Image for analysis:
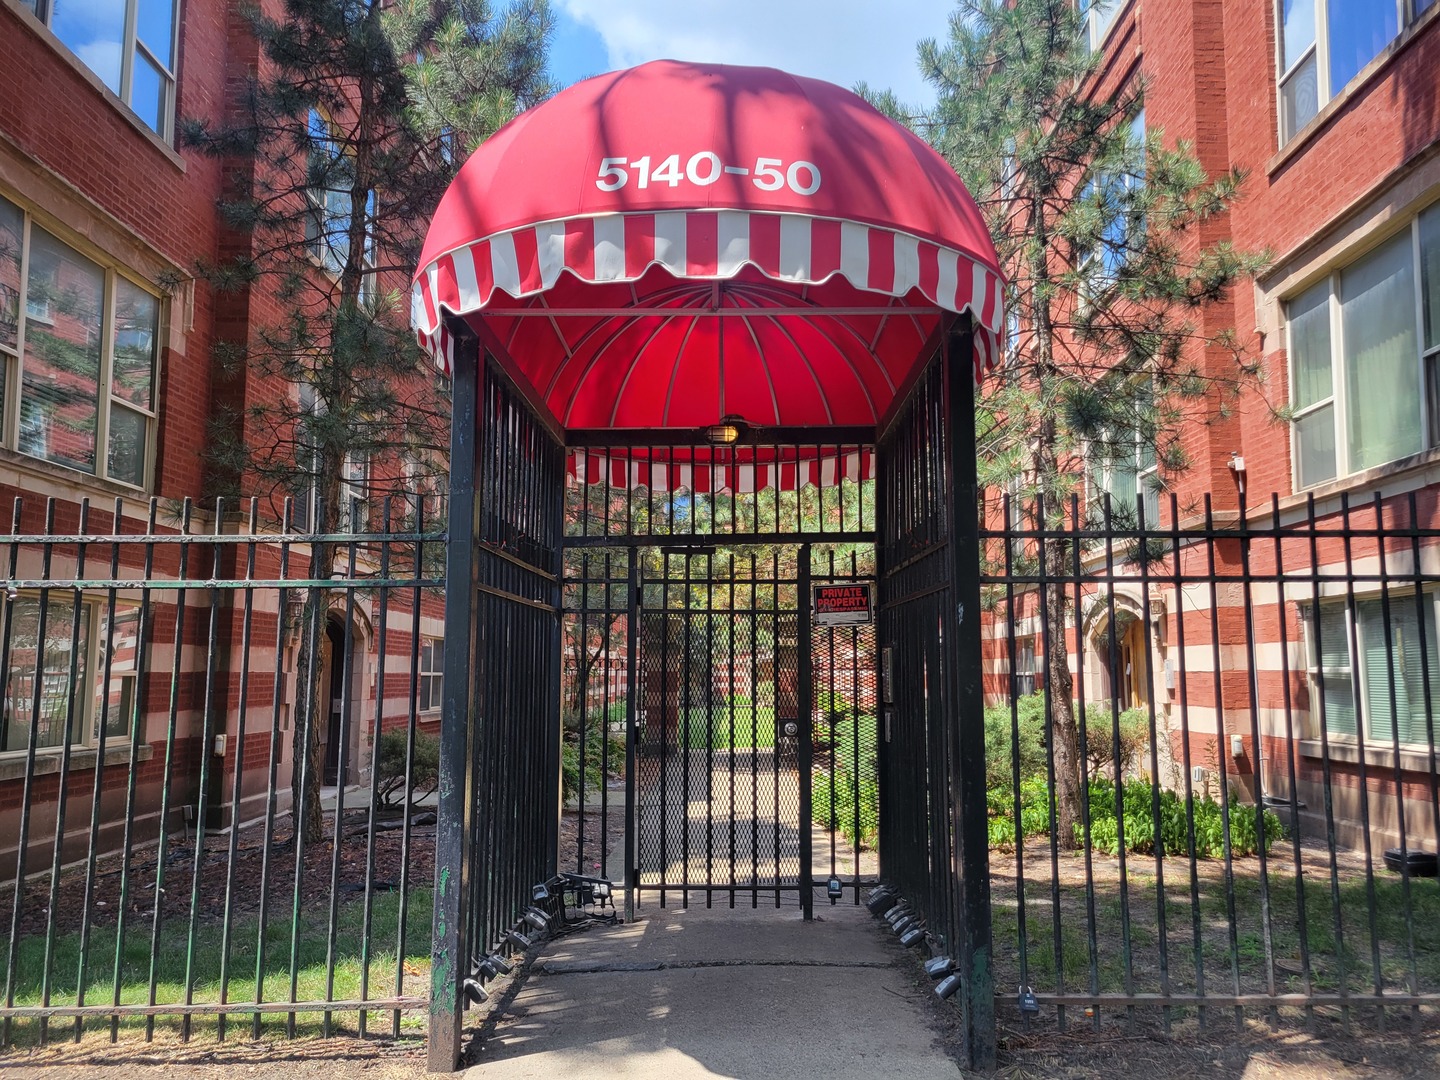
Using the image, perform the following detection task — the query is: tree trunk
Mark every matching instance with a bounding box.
[1043,541,1085,848]
[291,534,336,845]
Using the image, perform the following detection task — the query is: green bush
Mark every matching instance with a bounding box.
[984,769,1282,860]
[562,719,625,803]
[1072,778,1283,858]
[680,704,777,749]
[983,694,1048,792]
[813,767,880,851]
[375,729,440,809]
[1081,704,1150,779]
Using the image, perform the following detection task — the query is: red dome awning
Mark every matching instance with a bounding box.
[412,60,1003,475]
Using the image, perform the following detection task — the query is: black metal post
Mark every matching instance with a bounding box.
[798,543,814,920]
[944,318,995,1070]
[429,322,481,1073]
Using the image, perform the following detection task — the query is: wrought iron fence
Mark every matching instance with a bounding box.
[0,496,444,1047]
[981,489,1440,1035]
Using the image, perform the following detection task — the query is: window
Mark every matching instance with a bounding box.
[1277,1,1432,145]
[1,597,137,754]
[305,110,353,277]
[1013,636,1039,699]
[1080,0,1122,51]
[0,194,160,487]
[340,452,368,532]
[1306,593,1439,745]
[1078,109,1146,300]
[1286,207,1439,488]
[22,0,177,139]
[1087,377,1160,527]
[418,637,444,713]
[404,453,445,530]
[358,190,378,305]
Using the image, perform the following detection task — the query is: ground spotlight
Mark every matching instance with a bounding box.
[935,973,962,1000]
[477,954,513,979]
[462,977,489,1004]
[865,888,898,915]
[899,926,926,948]
[924,956,954,980]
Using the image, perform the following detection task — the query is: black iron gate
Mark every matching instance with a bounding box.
[562,541,879,917]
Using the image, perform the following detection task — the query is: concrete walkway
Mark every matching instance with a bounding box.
[463,898,960,1079]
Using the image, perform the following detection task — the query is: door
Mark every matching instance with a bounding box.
[633,548,810,909]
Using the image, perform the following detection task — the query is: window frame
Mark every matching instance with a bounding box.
[1284,209,1437,491]
[418,636,444,716]
[1274,0,1431,148]
[22,0,179,142]
[0,592,141,758]
[1303,590,1440,749]
[0,193,161,490]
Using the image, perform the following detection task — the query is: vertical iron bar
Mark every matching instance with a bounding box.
[799,542,814,921]
[429,328,480,1074]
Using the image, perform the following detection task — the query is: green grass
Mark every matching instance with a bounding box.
[989,852,1440,1003]
[0,887,432,1044]
[679,705,777,749]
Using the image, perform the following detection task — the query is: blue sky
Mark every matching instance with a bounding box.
[546,1,956,108]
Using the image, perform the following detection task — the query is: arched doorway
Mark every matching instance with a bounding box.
[320,614,359,787]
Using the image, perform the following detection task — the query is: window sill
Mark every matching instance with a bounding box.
[1299,738,1434,774]
[418,711,441,723]
[0,742,153,783]
[1268,5,1440,177]
[1282,444,1440,514]
[0,446,150,500]
[2,0,185,173]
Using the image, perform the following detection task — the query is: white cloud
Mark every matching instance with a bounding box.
[555,0,953,107]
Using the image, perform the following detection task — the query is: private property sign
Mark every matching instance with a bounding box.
[812,582,874,626]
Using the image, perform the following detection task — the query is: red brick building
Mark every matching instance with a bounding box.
[986,0,1440,851]
[0,0,445,872]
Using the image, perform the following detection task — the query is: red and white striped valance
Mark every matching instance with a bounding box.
[567,446,875,494]
[412,209,1004,381]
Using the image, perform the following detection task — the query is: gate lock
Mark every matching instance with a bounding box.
[782,721,799,737]
[1018,985,1041,1014]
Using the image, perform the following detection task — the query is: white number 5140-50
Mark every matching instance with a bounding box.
[596,153,821,196]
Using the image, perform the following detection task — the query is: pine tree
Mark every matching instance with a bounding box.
[182,0,552,842]
[917,0,1268,844]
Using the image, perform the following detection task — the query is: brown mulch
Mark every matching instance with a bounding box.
[6,809,436,940]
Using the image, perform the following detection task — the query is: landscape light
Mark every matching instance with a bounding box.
[462,978,489,1004]
[924,956,954,980]
[865,887,898,915]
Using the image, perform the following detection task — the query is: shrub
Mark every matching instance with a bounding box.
[375,729,440,809]
[1081,705,1150,780]
[983,694,1048,792]
[1073,778,1282,858]
[813,767,879,851]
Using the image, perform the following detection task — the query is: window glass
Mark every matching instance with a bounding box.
[112,277,156,410]
[49,0,126,95]
[1360,596,1439,745]
[1288,279,1332,409]
[1421,205,1440,354]
[23,226,104,473]
[1280,0,1317,71]
[1316,603,1356,737]
[107,404,147,486]
[135,0,174,65]
[130,51,167,134]
[0,196,20,356]
[2,597,90,753]
[94,606,140,740]
[1280,53,1320,143]
[1341,232,1421,472]
[1326,0,1398,94]
[1295,407,1337,488]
